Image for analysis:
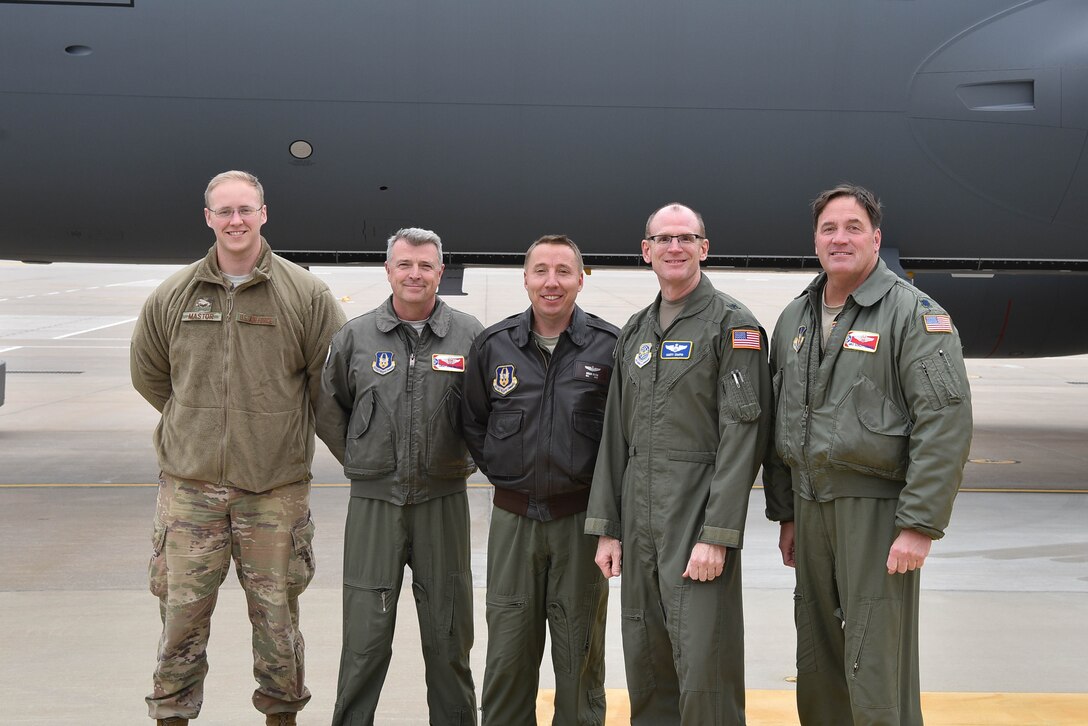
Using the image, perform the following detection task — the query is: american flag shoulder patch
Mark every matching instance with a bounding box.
[731,328,762,350]
[923,314,953,333]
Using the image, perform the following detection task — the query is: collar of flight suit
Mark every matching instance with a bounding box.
[802,258,899,310]
[374,294,454,337]
[650,272,717,333]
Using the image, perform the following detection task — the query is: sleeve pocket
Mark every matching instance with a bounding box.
[721,369,762,423]
[918,350,964,410]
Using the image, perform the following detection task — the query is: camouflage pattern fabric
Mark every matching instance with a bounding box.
[146,475,315,720]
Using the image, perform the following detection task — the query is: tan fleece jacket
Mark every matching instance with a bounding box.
[131,240,346,492]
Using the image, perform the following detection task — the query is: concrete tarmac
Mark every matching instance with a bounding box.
[1,260,1086,724]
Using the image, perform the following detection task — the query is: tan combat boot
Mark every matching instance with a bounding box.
[265,714,296,726]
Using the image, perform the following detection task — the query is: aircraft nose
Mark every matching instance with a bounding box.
[907,0,1088,227]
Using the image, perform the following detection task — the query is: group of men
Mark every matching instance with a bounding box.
[132,170,972,726]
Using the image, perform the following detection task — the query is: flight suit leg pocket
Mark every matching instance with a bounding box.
[793,587,818,674]
[343,582,396,656]
[486,591,530,666]
[442,571,473,657]
[672,580,721,692]
[847,597,900,709]
[547,600,573,676]
[620,608,656,693]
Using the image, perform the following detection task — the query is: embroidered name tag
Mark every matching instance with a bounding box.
[660,341,692,359]
[181,311,222,322]
[574,361,611,385]
[843,330,880,353]
[237,313,276,326]
[432,354,465,372]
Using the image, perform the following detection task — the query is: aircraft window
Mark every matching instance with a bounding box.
[290,140,313,160]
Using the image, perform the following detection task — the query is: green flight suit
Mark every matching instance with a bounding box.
[586,273,772,726]
[763,260,973,725]
[319,297,482,726]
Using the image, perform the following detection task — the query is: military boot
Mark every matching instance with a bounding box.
[156,719,188,726]
[265,714,296,726]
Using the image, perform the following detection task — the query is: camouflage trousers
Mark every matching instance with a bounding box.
[146,474,316,720]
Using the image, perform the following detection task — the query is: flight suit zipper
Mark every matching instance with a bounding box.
[405,339,417,504]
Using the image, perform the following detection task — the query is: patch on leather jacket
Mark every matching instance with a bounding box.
[573,361,611,385]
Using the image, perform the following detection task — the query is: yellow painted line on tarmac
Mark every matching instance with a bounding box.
[536,689,1088,725]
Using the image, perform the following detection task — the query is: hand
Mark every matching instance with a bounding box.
[682,542,726,581]
[595,536,622,578]
[886,529,933,574]
[779,521,796,568]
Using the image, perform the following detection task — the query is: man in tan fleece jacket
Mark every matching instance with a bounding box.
[131,170,346,726]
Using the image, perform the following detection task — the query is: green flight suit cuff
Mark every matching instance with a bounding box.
[584,517,622,540]
[699,525,742,548]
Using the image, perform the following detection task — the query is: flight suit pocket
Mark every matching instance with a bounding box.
[424,387,474,478]
[620,609,657,692]
[344,582,395,656]
[671,580,721,692]
[571,410,604,482]
[847,597,900,709]
[793,588,818,674]
[286,513,316,600]
[918,350,964,410]
[344,389,397,478]
[484,410,524,478]
[721,368,762,423]
[486,592,530,664]
[442,571,474,659]
[548,600,574,675]
[830,376,911,479]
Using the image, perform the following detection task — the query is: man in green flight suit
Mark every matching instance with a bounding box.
[318,227,482,726]
[763,184,973,725]
[585,203,772,725]
[463,235,619,725]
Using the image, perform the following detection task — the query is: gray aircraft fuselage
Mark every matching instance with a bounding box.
[1,0,1086,356]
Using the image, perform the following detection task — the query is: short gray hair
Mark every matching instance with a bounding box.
[204,170,264,207]
[386,227,443,262]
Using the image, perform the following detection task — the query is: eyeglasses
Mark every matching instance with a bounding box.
[209,205,264,219]
[647,234,705,246]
